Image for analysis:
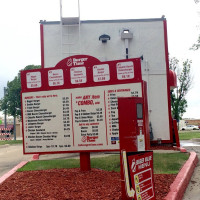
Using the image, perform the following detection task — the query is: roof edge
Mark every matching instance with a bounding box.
[39,17,166,25]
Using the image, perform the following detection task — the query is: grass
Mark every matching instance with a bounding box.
[179,131,200,140]
[18,153,189,174]
[153,153,189,174]
[18,155,120,172]
[0,140,23,146]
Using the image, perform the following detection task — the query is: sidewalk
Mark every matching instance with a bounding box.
[182,145,200,200]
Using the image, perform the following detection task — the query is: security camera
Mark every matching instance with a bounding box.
[99,34,111,43]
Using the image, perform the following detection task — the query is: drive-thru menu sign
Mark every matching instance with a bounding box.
[127,151,155,200]
[21,55,144,154]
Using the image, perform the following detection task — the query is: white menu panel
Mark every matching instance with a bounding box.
[22,83,142,153]
[48,69,64,86]
[93,64,110,82]
[26,72,41,88]
[70,67,87,84]
[117,61,134,80]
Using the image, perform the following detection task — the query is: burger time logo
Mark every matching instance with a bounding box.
[66,57,88,66]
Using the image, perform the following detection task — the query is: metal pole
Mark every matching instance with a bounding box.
[4,87,7,128]
[177,86,179,130]
[14,115,16,140]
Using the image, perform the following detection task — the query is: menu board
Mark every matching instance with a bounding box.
[22,83,142,153]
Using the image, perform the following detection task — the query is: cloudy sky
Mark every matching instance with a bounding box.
[0,0,200,118]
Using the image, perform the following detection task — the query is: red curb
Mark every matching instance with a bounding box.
[164,151,199,200]
[173,146,187,152]
[180,147,187,152]
[0,161,28,184]
[32,154,40,160]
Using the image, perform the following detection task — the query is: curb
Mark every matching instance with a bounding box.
[0,161,28,184]
[164,151,199,200]
[173,146,187,152]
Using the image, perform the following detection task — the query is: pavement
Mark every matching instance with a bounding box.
[182,145,200,200]
[0,144,32,177]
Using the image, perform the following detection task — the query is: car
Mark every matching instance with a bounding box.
[182,125,200,130]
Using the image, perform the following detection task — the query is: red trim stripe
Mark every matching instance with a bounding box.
[40,24,45,68]
[163,19,173,143]
[71,93,75,146]
[104,91,108,145]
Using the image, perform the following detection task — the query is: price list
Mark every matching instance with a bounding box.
[62,96,72,147]
[22,83,142,153]
[105,84,141,146]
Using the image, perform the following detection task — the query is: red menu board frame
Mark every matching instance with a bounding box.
[21,55,143,154]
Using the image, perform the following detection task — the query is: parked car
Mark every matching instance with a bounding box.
[182,125,200,130]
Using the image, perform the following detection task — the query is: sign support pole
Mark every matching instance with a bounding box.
[80,152,91,171]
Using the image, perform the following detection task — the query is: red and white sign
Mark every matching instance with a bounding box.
[21,55,143,154]
[26,72,41,88]
[70,66,87,84]
[93,64,110,82]
[128,151,155,200]
[48,69,64,86]
[117,61,134,80]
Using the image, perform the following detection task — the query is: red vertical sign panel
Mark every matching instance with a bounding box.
[127,151,155,200]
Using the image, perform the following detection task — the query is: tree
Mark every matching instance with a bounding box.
[190,35,200,50]
[0,65,41,117]
[170,57,193,121]
[0,65,41,139]
[191,0,200,50]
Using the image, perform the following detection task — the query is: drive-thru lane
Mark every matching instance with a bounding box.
[181,141,200,200]
[0,143,105,178]
[0,144,32,178]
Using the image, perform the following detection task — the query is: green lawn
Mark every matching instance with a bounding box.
[153,153,189,174]
[179,131,200,140]
[18,153,189,174]
[0,140,23,146]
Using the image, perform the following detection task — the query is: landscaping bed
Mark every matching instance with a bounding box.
[0,168,176,200]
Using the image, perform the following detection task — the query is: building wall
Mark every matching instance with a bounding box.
[41,18,171,142]
[16,123,22,137]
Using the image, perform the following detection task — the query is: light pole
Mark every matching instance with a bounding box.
[14,108,21,141]
[4,87,7,128]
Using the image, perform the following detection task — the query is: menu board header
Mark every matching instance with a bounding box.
[21,55,142,93]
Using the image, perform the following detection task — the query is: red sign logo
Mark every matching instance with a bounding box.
[67,58,73,67]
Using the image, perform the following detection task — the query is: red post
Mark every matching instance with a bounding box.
[173,119,180,147]
[80,152,91,171]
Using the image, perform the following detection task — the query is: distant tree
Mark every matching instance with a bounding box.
[170,57,193,121]
[191,0,200,50]
[0,65,41,140]
[0,65,41,119]
[190,35,200,50]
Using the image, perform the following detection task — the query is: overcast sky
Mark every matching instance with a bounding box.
[0,0,200,118]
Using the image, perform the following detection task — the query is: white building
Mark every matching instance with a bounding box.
[39,14,177,145]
